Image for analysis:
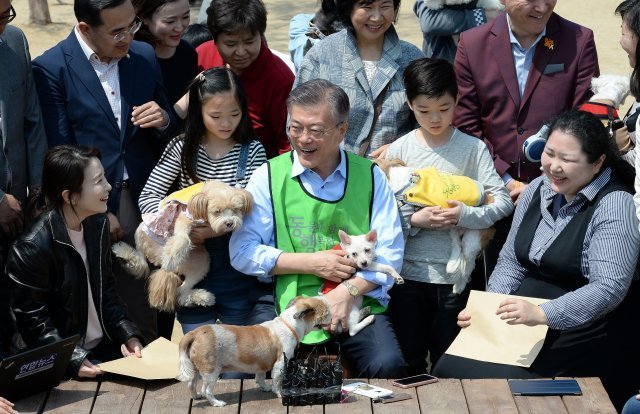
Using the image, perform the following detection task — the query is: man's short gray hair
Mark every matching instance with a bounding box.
[287,79,350,125]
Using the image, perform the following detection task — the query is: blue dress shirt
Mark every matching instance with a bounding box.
[229,150,405,307]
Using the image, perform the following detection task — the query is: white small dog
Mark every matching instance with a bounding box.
[112,180,253,311]
[376,159,494,294]
[177,296,331,407]
[321,230,404,337]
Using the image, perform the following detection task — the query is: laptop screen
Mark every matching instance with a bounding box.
[0,335,80,401]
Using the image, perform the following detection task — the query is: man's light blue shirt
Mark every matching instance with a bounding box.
[229,150,405,307]
[507,15,546,98]
[502,16,546,184]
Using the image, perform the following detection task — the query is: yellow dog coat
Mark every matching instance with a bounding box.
[403,167,484,208]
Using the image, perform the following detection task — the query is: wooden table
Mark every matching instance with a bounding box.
[13,377,616,413]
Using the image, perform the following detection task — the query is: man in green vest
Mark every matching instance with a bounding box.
[230,79,407,378]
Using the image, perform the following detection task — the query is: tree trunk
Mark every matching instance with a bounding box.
[28,0,52,25]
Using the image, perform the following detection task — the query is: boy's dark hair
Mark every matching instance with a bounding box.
[182,23,213,49]
[74,0,127,27]
[336,0,401,31]
[403,58,458,102]
[206,0,267,41]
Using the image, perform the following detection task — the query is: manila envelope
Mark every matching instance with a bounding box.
[445,290,549,367]
[98,337,179,380]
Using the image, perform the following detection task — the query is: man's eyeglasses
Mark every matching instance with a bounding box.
[287,123,342,140]
[112,17,142,42]
[0,5,16,24]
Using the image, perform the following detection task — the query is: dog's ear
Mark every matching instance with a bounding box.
[187,191,209,221]
[338,229,351,246]
[366,229,377,243]
[233,188,254,215]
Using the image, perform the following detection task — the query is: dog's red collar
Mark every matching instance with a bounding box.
[279,315,300,342]
[579,101,619,120]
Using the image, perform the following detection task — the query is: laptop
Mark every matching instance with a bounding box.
[0,334,80,401]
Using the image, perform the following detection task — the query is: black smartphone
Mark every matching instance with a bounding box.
[391,374,438,388]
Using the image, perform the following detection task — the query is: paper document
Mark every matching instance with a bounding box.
[98,337,179,380]
[445,290,549,367]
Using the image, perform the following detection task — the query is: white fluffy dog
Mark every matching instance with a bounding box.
[177,296,331,407]
[112,180,253,311]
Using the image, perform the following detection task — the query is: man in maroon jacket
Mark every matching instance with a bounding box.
[453,0,599,274]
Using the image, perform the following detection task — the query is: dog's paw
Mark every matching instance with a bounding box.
[190,289,216,307]
[393,274,405,284]
[211,400,227,407]
[111,241,134,259]
[111,242,150,278]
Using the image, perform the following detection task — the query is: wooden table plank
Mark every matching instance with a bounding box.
[11,391,49,414]
[190,379,242,413]
[462,379,518,414]
[140,380,191,414]
[42,379,99,413]
[370,379,419,414]
[417,378,469,414]
[562,377,616,414]
[90,377,145,414]
[238,379,285,413]
[325,379,370,414]
[514,395,568,414]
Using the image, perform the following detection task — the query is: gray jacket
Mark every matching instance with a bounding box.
[414,0,486,63]
[296,27,423,154]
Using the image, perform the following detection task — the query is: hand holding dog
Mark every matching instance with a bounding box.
[496,298,548,326]
[411,205,457,229]
[309,250,356,283]
[189,223,230,244]
[323,284,355,333]
[121,337,143,358]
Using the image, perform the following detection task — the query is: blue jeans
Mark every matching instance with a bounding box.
[623,396,640,414]
[177,235,258,327]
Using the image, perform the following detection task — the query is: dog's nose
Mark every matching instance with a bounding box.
[361,261,368,268]
[225,221,233,228]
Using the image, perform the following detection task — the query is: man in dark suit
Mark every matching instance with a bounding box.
[452,0,599,277]
[1,0,47,365]
[0,0,46,239]
[32,0,175,343]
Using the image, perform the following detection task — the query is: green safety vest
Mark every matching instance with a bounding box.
[270,151,386,344]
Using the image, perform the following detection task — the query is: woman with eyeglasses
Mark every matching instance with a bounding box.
[294,0,424,158]
[132,0,197,107]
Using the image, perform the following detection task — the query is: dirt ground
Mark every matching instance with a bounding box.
[11,1,631,76]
